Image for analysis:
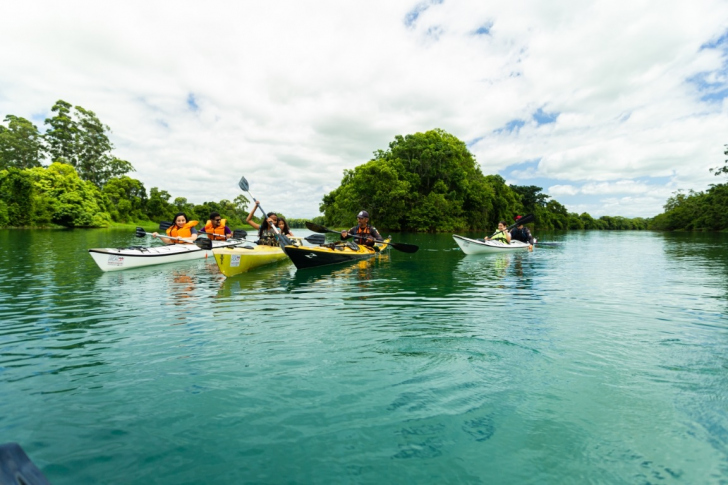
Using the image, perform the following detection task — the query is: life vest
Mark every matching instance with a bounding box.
[166,220,199,244]
[258,227,279,246]
[203,219,227,240]
[492,231,509,244]
[348,224,377,247]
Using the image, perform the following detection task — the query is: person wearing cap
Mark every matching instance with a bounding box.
[510,215,535,251]
[341,210,383,248]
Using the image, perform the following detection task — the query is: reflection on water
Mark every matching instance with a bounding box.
[1,229,728,484]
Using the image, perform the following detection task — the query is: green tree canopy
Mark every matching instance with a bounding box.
[44,100,134,187]
[320,129,519,232]
[0,115,45,170]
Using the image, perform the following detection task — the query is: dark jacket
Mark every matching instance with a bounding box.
[510,226,535,244]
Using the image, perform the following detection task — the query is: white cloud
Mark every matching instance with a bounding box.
[1,0,728,218]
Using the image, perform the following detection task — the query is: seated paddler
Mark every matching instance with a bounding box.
[341,210,383,247]
[152,212,199,244]
[200,211,232,240]
[510,215,535,251]
[485,221,511,244]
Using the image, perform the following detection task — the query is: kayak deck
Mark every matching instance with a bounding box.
[212,237,306,277]
[283,239,390,270]
[452,234,530,255]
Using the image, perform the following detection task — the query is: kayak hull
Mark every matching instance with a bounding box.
[88,239,242,272]
[453,235,530,255]
[212,245,289,277]
[284,240,390,270]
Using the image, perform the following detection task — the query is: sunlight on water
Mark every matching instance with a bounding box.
[1,229,728,483]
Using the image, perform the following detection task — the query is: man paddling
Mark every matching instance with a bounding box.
[510,215,535,251]
[200,211,232,240]
[341,210,383,248]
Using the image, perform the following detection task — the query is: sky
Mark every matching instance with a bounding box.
[2,0,728,219]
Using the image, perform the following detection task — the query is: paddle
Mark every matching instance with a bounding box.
[305,222,419,253]
[238,176,292,248]
[135,227,212,249]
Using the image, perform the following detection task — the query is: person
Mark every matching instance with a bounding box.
[277,217,294,237]
[485,221,511,244]
[341,210,383,248]
[200,211,232,241]
[510,215,535,251]
[246,201,280,246]
[152,212,199,244]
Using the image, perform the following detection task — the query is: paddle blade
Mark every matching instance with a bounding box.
[195,238,213,250]
[135,227,147,238]
[232,229,248,239]
[305,234,326,245]
[305,221,337,234]
[238,176,249,192]
[159,221,173,231]
[390,242,419,253]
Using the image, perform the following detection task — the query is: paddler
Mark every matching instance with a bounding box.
[246,201,279,246]
[484,221,511,244]
[152,212,199,244]
[341,210,383,248]
[200,211,232,240]
[510,215,535,251]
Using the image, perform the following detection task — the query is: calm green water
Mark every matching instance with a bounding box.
[1,228,728,484]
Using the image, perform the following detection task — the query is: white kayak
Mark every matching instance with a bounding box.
[453,234,530,254]
[89,239,244,272]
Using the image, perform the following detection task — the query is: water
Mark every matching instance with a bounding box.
[1,229,727,484]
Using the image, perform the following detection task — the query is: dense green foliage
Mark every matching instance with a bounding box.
[320,129,649,232]
[649,144,728,231]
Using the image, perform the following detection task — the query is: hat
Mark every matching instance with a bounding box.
[357,210,369,218]
[514,215,523,221]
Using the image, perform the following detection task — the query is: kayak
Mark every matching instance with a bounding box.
[453,234,530,254]
[212,237,304,277]
[283,239,390,270]
[88,239,243,272]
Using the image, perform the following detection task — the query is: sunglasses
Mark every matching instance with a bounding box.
[213,219,222,222]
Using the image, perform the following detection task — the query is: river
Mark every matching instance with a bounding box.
[1,228,727,484]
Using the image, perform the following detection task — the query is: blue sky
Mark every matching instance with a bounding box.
[1,1,727,218]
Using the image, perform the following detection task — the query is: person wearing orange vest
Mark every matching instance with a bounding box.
[341,210,383,247]
[200,211,232,241]
[152,212,199,244]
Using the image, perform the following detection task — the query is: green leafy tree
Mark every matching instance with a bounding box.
[26,162,111,227]
[44,100,134,187]
[321,129,511,232]
[0,168,35,226]
[0,115,45,170]
[146,187,174,222]
[103,176,148,222]
[510,185,550,215]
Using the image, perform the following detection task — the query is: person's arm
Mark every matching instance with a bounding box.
[225,226,232,239]
[370,227,384,243]
[246,202,261,230]
[151,231,175,245]
[505,231,511,244]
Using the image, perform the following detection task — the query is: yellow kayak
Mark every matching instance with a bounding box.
[213,239,301,277]
[283,239,390,270]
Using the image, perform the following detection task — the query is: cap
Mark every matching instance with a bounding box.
[357,211,369,218]
[514,215,523,221]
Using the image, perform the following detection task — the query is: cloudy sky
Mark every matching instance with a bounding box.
[2,1,727,218]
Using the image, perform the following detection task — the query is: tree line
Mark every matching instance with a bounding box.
[0,100,256,228]
[319,129,651,232]
[2,102,721,232]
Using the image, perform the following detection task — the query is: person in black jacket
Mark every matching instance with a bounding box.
[510,215,535,251]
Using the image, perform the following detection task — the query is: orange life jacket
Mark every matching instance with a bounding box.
[203,219,227,240]
[166,220,199,244]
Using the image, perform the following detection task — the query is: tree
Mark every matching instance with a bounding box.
[709,144,728,178]
[0,115,45,169]
[44,100,134,187]
[103,176,148,222]
[510,185,550,214]
[320,129,511,232]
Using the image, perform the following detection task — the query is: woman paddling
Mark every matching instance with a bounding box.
[152,212,199,244]
[485,221,511,244]
[246,201,280,246]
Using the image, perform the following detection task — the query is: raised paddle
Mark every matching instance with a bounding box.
[238,176,292,248]
[305,222,419,253]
